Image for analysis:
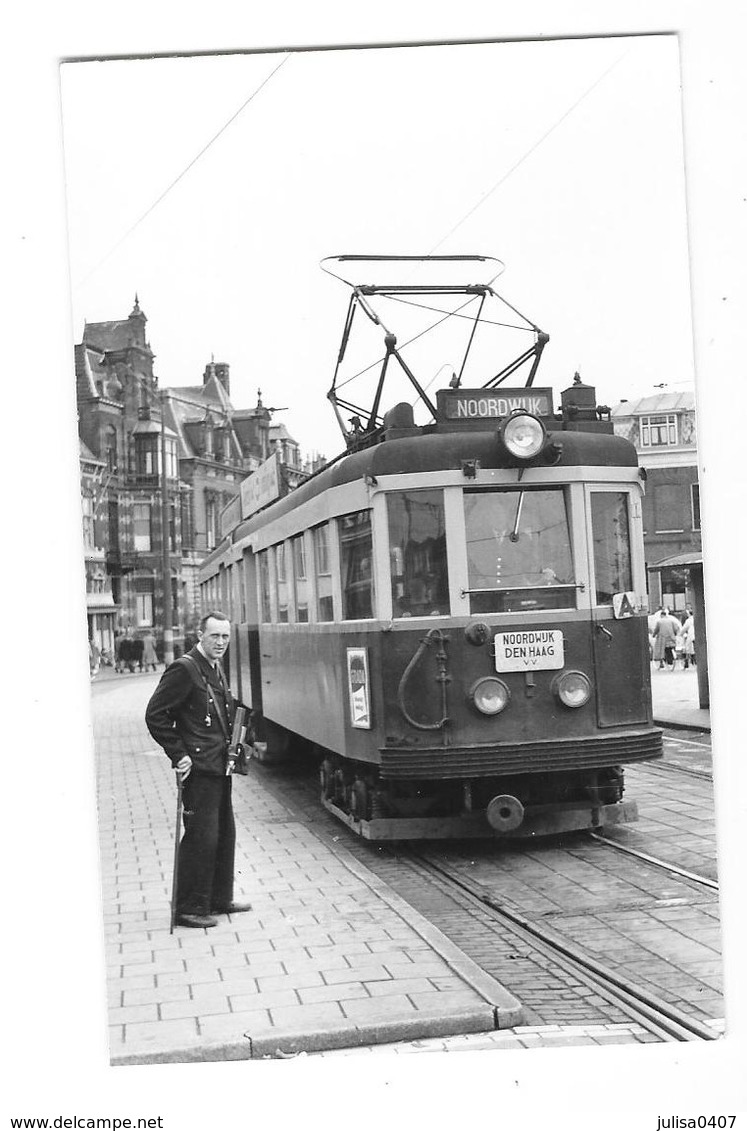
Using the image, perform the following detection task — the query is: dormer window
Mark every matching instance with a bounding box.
[640,414,678,447]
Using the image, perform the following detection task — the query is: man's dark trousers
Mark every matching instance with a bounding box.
[178,771,235,915]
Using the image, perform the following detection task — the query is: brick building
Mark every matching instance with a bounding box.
[79,439,118,659]
[75,298,311,651]
[611,391,701,612]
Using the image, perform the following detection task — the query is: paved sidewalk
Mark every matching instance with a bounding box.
[96,676,521,1065]
[650,664,710,731]
[93,661,709,1063]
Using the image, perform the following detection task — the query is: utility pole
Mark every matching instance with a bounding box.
[159,392,174,665]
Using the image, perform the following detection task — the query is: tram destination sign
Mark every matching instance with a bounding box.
[494,629,564,672]
[437,387,554,422]
[240,450,282,520]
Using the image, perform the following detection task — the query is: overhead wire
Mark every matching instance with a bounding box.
[77,53,291,287]
[427,46,631,255]
[336,46,632,415]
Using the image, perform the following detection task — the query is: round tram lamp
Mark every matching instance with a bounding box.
[499,411,546,460]
[552,670,592,708]
[468,676,511,716]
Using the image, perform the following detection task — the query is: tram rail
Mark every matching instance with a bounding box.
[402,850,720,1043]
[587,831,719,890]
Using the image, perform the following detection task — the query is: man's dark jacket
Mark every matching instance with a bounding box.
[145,647,237,776]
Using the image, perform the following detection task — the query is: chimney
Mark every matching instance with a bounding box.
[214,362,230,396]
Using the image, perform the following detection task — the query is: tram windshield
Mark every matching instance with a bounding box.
[464,487,576,613]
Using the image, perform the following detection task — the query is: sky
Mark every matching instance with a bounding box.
[60,35,694,462]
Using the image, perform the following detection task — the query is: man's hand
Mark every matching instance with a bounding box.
[176,755,192,780]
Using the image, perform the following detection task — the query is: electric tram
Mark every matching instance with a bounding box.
[200,256,662,840]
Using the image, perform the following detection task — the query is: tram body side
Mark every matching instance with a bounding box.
[201,426,662,839]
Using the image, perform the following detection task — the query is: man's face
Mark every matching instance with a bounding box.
[199,617,231,662]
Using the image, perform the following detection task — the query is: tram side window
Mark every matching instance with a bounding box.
[590,492,633,604]
[292,535,309,622]
[257,550,271,623]
[275,543,289,622]
[387,490,450,617]
[313,523,334,622]
[464,488,576,614]
[340,510,374,620]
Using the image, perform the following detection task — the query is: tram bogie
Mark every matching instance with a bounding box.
[199,255,662,841]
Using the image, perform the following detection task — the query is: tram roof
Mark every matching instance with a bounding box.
[228,425,637,546]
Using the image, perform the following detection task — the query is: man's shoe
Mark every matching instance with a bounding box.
[176,913,218,928]
[213,901,252,914]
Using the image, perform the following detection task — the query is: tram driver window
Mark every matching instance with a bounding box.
[340,510,374,620]
[464,487,575,614]
[590,492,633,604]
[387,490,450,617]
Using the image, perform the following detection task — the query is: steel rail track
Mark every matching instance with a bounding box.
[587,831,719,890]
[641,759,713,782]
[404,850,719,1043]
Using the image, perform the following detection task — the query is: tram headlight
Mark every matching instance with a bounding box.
[552,670,592,708]
[499,412,546,460]
[468,676,511,716]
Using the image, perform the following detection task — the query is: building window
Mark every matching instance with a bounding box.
[205,495,218,551]
[134,577,154,626]
[313,524,334,622]
[654,484,684,533]
[105,426,118,472]
[133,503,152,551]
[108,498,120,552]
[388,489,450,617]
[135,435,157,477]
[340,511,374,620]
[180,495,193,549]
[165,438,178,479]
[691,483,701,531]
[81,492,94,549]
[640,414,678,447]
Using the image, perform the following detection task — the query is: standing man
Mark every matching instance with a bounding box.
[145,610,252,928]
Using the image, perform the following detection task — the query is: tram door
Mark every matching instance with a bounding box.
[587,489,650,727]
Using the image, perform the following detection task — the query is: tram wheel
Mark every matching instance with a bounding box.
[350,778,370,820]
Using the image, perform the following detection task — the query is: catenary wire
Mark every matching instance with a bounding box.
[77,54,291,287]
[428,48,630,255]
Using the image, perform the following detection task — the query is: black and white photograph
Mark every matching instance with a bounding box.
[6,6,747,1129]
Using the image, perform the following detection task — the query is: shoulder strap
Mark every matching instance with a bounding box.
[175,654,206,691]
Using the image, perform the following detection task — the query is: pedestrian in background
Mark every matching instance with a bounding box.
[141,630,158,671]
[681,609,696,669]
[145,610,252,929]
[132,634,145,672]
[653,607,681,670]
[647,606,663,661]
